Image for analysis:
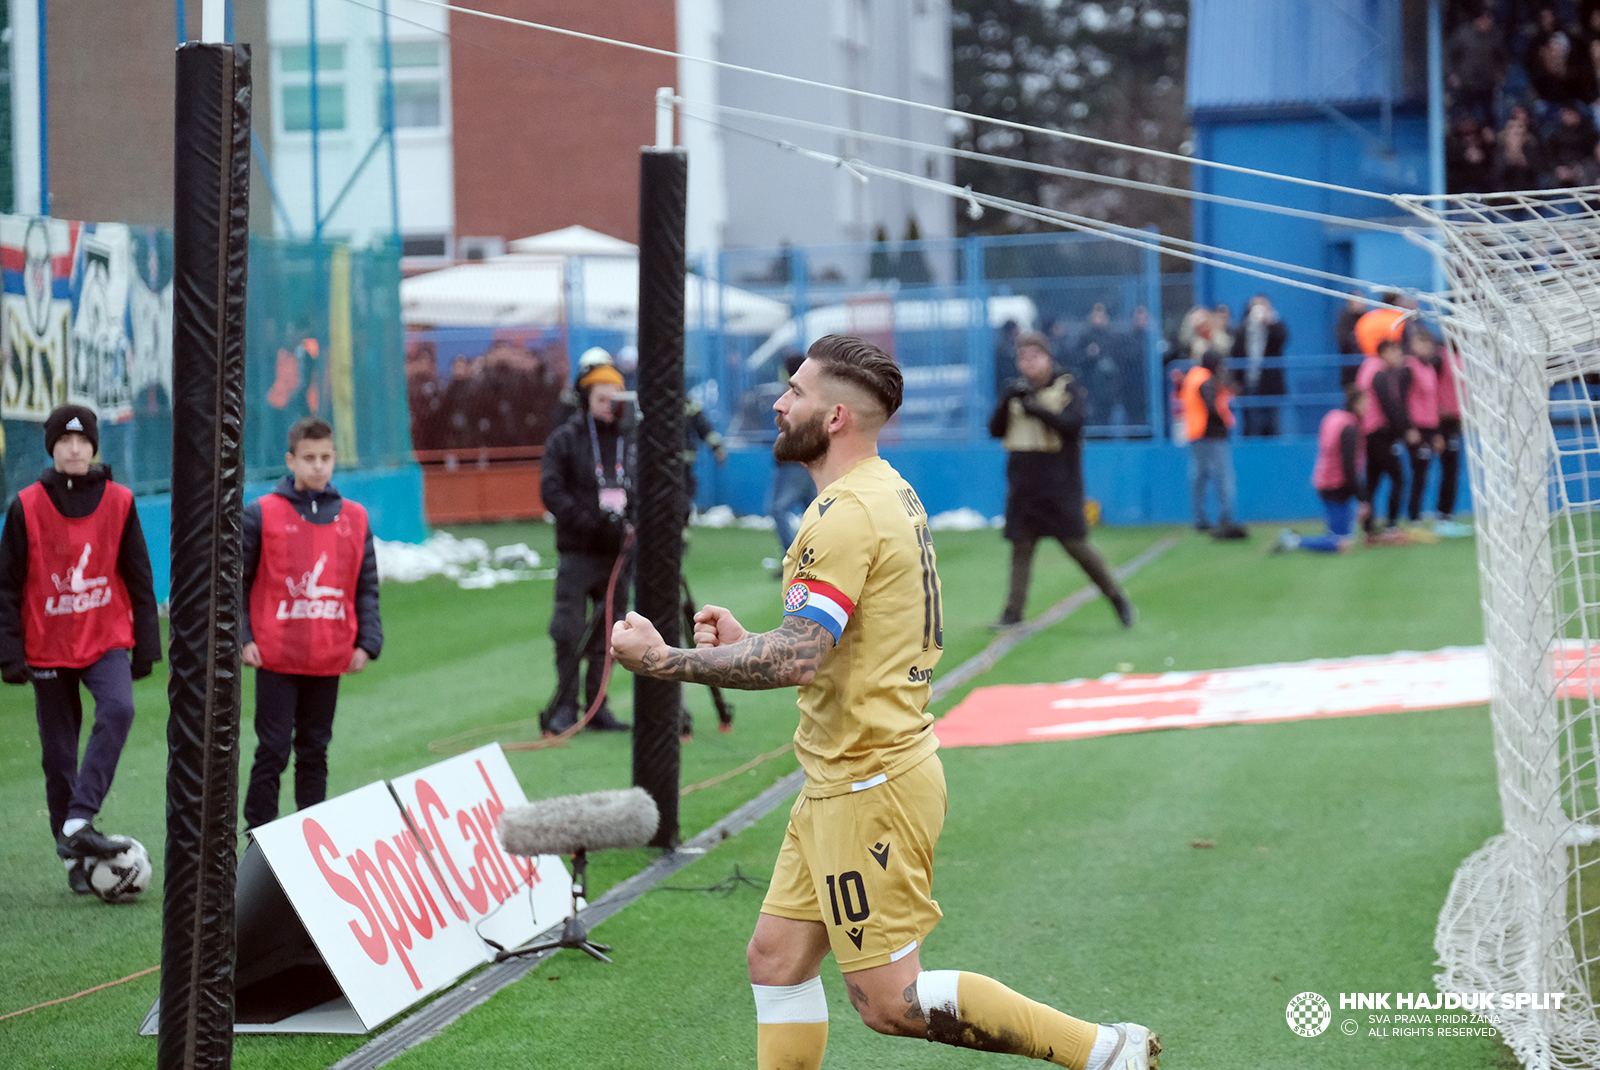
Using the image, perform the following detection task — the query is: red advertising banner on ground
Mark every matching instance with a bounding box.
[935,647,1515,748]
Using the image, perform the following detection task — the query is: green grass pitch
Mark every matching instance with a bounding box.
[0,521,1515,1069]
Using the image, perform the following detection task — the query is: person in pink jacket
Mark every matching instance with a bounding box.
[1357,340,1414,538]
[1276,385,1371,554]
[1433,343,1471,536]
[1404,331,1446,525]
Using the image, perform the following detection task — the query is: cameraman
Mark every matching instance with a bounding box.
[539,355,634,733]
[989,332,1134,630]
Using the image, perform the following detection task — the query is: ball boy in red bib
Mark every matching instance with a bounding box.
[241,417,381,830]
[0,405,161,894]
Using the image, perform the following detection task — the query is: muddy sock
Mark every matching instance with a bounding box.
[754,978,828,1070]
[917,970,1098,1068]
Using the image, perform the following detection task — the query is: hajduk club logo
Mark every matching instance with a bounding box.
[784,582,811,613]
[1287,991,1333,1037]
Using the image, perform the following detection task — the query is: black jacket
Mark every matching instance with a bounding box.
[989,373,1090,542]
[1371,366,1413,435]
[541,412,635,556]
[1335,306,1364,356]
[242,476,383,659]
[1229,318,1289,395]
[0,466,161,675]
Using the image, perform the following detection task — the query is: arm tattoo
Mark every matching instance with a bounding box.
[639,615,833,690]
[903,982,924,1021]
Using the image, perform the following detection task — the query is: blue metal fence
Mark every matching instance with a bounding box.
[707,231,1193,447]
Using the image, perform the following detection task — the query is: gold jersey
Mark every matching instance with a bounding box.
[780,456,943,797]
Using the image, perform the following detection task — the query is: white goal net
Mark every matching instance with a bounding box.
[1401,187,1600,1069]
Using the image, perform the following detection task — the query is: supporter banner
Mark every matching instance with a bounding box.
[68,222,134,420]
[935,647,1533,748]
[126,225,173,408]
[2,216,73,419]
[248,744,570,1032]
[1,215,173,422]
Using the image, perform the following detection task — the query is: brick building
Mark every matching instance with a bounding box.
[6,1,951,266]
[446,1,676,250]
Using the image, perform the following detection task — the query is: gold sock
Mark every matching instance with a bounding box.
[756,1021,829,1070]
[921,970,1099,1069]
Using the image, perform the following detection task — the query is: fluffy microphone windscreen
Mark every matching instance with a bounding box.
[498,787,661,857]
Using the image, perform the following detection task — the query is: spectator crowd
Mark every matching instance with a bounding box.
[1165,297,1291,439]
[1446,1,1600,192]
[994,304,1157,432]
[404,335,568,452]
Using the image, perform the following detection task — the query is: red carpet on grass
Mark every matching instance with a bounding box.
[935,646,1530,747]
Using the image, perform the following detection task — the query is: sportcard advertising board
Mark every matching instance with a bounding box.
[198,744,568,1034]
[388,744,572,957]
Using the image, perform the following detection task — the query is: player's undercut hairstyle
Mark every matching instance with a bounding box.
[805,334,903,418]
[288,416,334,452]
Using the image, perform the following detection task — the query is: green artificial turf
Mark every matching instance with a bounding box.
[0,521,1510,1069]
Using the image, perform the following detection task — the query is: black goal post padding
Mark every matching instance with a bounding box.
[632,147,688,850]
[161,41,251,1070]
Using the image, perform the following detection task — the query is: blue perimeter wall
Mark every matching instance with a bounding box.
[1190,109,1436,373]
[697,439,1472,528]
[137,464,427,602]
[123,443,1467,603]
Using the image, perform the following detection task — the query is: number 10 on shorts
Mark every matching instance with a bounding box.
[825,870,871,925]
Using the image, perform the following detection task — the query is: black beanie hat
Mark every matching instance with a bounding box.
[44,405,98,456]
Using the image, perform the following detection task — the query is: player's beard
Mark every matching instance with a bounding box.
[773,410,829,465]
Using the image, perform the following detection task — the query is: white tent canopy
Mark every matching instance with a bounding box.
[401,226,789,335]
[505,224,636,257]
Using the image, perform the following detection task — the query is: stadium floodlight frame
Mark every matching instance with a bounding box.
[1401,185,1600,1070]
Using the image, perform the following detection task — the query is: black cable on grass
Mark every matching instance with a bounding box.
[660,863,768,898]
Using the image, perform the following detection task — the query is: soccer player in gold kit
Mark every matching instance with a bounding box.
[612,334,1159,1070]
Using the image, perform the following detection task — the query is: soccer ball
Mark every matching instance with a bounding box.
[84,837,152,904]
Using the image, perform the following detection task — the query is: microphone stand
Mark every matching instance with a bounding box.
[494,848,613,963]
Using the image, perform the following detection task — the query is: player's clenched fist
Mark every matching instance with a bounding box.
[693,605,747,649]
[611,611,666,674]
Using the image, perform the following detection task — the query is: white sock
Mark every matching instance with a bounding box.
[1085,1024,1123,1070]
[62,818,87,837]
[915,969,961,1019]
[752,976,829,1023]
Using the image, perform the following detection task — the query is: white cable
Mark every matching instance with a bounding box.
[350,0,1417,242]
[977,184,1385,294]
[821,149,1434,309]
[343,0,1448,315]
[769,138,1409,305]
[395,0,1399,204]
[675,96,1413,236]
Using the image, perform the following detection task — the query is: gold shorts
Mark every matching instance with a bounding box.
[762,753,946,971]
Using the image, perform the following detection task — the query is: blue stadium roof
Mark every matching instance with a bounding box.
[1188,0,1405,113]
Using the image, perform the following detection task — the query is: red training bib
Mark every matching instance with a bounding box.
[19,481,135,668]
[250,493,368,676]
